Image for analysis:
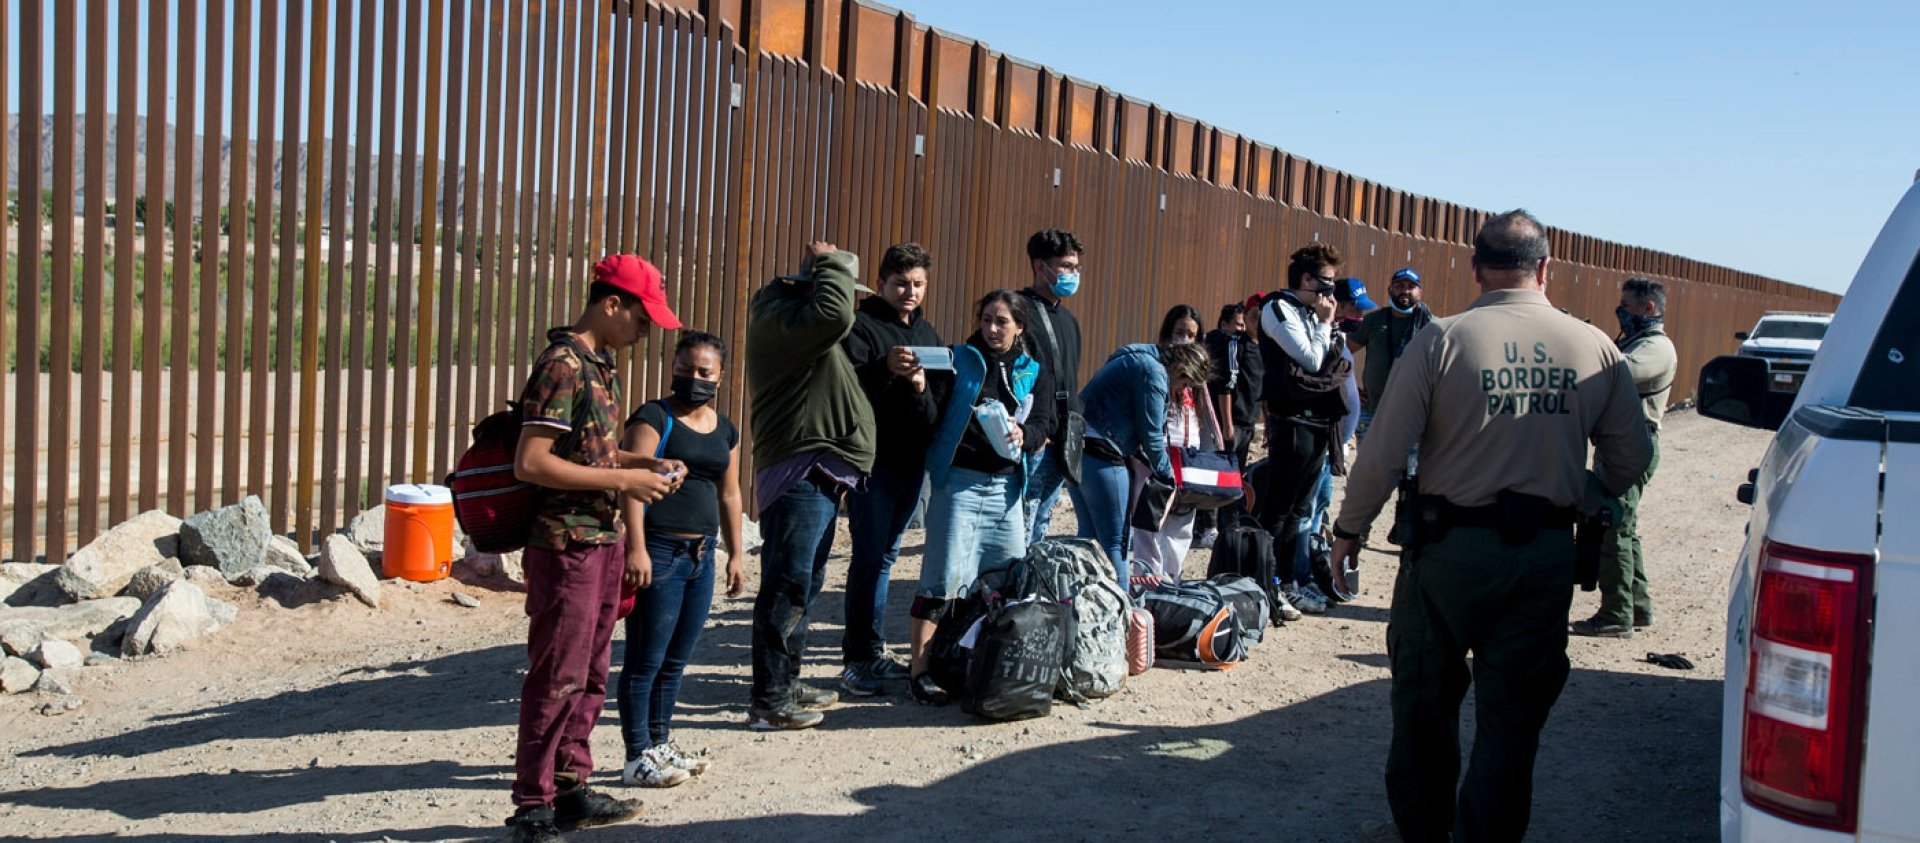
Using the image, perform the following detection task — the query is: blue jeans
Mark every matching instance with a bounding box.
[1023,445,1072,545]
[616,534,716,758]
[750,476,839,709]
[1291,463,1335,583]
[921,467,1026,600]
[843,464,923,663]
[1070,454,1134,584]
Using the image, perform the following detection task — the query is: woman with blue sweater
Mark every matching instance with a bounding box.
[1070,341,1214,584]
[905,289,1055,705]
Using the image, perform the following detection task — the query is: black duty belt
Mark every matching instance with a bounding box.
[1434,497,1577,530]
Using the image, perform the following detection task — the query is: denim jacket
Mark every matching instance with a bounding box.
[925,343,1042,488]
[1078,343,1173,480]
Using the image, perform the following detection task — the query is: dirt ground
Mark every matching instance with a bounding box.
[0,409,1768,842]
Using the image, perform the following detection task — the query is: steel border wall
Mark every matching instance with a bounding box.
[1,0,1838,561]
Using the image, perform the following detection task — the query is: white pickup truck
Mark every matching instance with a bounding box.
[1698,180,1919,842]
[1736,311,1834,393]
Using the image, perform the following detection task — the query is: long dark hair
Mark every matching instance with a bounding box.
[975,289,1030,355]
[1157,305,1203,344]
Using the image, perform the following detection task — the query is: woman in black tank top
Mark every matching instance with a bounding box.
[614,332,745,789]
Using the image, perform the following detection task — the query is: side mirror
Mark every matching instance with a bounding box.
[1698,355,1792,430]
[1734,331,1750,341]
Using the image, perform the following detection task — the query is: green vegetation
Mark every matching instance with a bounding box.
[3,234,545,375]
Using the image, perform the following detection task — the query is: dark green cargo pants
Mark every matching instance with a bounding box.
[1596,434,1660,625]
[1386,525,1576,843]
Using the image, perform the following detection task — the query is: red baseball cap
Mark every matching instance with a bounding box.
[592,254,682,330]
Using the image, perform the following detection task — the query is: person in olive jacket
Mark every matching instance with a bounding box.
[743,241,875,731]
[837,243,943,697]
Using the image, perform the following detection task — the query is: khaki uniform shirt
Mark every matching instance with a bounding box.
[1335,288,1653,535]
[1621,327,1678,431]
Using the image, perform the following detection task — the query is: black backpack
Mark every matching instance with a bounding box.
[963,597,1074,722]
[1208,517,1286,628]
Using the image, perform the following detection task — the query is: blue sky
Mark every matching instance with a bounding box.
[900,0,1918,294]
[10,1,1913,294]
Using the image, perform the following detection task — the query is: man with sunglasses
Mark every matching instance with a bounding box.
[1255,243,1351,616]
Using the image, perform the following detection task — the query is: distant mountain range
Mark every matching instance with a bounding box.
[6,113,483,223]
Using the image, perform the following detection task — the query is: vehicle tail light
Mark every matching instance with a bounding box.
[1741,540,1873,831]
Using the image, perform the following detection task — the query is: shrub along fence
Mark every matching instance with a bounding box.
[1,0,1836,562]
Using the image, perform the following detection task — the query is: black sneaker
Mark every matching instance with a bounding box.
[1570,615,1634,638]
[867,653,912,681]
[792,682,839,710]
[1634,610,1655,629]
[840,661,885,697]
[504,805,565,843]
[747,701,825,730]
[909,673,951,707]
[552,786,641,832]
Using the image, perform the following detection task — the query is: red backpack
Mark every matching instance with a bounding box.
[449,339,595,554]
[448,404,541,554]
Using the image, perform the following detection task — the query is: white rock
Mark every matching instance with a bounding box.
[26,639,83,670]
[33,668,77,696]
[462,548,525,584]
[121,580,234,657]
[742,518,764,553]
[182,566,230,591]
[347,506,387,555]
[319,535,382,608]
[121,564,182,602]
[0,598,144,656]
[1,563,64,606]
[1,656,39,693]
[264,535,316,578]
[55,510,184,601]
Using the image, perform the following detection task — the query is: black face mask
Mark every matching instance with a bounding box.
[671,375,718,407]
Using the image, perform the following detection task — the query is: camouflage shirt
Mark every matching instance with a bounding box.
[519,328,624,550]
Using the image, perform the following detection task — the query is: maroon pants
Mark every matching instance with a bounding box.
[512,540,623,808]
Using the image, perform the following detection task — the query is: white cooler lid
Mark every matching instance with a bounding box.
[385,483,453,505]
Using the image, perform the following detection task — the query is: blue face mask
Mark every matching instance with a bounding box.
[1051,271,1081,298]
[1391,303,1416,315]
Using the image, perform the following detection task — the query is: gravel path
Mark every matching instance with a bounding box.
[0,408,1768,842]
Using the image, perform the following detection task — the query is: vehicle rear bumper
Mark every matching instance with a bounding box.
[1722,798,1856,842]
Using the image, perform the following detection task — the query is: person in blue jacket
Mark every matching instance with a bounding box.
[903,289,1055,705]
[1070,340,1214,584]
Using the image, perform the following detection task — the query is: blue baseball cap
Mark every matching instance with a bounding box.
[1391,267,1422,286]
[1335,277,1378,310]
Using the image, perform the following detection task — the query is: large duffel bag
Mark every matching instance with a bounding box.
[1140,582,1247,669]
[1199,573,1271,644]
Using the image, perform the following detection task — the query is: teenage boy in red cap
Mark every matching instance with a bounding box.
[505,254,683,842]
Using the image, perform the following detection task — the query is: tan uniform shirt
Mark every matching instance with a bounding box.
[1621,327,1678,431]
[1335,288,1654,535]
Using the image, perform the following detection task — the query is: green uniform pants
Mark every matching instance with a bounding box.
[1386,525,1575,843]
[1596,434,1660,625]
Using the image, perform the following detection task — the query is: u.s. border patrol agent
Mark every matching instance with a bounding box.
[1333,210,1653,843]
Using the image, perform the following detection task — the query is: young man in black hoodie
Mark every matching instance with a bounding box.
[838,243,943,696]
[1017,229,1086,545]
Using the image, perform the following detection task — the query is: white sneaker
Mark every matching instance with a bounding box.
[1284,583,1328,615]
[1271,588,1304,622]
[622,745,691,788]
[656,740,711,777]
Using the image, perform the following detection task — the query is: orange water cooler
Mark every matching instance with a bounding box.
[383,484,455,582]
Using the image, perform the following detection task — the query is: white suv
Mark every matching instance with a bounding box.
[1698,180,1918,841]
